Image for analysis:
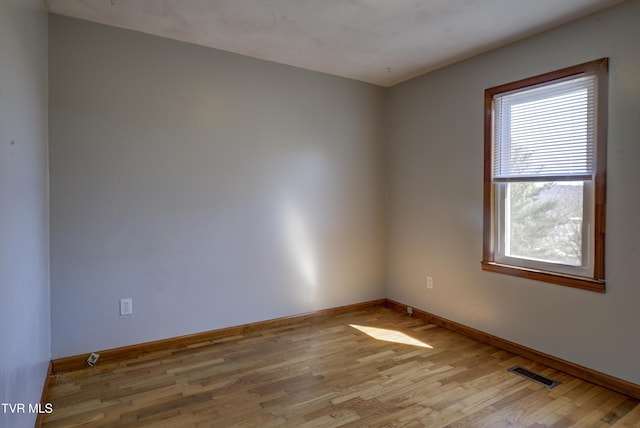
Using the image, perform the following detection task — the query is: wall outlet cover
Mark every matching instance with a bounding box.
[120,298,133,316]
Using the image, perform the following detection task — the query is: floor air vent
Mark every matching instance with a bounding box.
[508,365,560,388]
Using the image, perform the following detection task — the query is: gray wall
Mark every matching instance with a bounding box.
[387,0,640,384]
[0,1,50,427]
[49,16,387,358]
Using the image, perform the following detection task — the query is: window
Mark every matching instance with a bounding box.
[482,58,608,292]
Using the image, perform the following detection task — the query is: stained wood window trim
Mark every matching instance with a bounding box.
[482,58,608,293]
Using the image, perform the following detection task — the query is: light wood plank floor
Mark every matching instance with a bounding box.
[43,306,640,427]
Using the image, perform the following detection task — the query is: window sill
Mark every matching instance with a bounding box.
[481,261,605,293]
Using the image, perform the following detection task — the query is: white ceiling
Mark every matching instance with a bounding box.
[45,0,625,87]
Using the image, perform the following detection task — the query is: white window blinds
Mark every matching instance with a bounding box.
[493,73,597,182]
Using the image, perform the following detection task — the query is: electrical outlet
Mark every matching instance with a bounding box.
[87,352,100,366]
[427,276,434,289]
[120,298,133,316]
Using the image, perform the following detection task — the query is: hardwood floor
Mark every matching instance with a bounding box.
[43,306,640,427]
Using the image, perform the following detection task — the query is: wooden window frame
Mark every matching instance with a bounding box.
[482,58,608,293]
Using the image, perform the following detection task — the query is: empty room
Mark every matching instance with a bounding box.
[2,0,640,427]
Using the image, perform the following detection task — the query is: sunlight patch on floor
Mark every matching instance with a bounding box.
[349,324,433,348]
